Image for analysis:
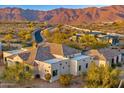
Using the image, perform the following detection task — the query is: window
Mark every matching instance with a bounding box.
[86,63,88,68]
[45,69,47,72]
[112,58,114,64]
[25,66,30,71]
[116,56,119,63]
[79,65,81,71]
[15,61,19,65]
[5,57,7,61]
[52,70,58,77]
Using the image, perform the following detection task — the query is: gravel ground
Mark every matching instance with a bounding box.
[0,66,4,76]
[0,76,85,88]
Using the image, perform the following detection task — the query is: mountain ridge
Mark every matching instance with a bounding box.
[0,5,124,24]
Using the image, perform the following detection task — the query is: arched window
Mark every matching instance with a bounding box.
[86,63,88,68]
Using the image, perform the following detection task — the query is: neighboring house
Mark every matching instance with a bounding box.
[3,43,92,82]
[106,34,124,46]
[3,49,28,65]
[119,37,124,46]
[85,48,122,66]
[3,48,34,72]
[5,51,30,66]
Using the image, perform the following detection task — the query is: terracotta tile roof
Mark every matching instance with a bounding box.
[18,51,30,61]
[7,51,30,61]
[6,43,82,64]
[35,45,55,61]
[48,43,81,56]
[25,47,37,65]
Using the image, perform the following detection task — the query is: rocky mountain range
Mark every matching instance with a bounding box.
[1,5,124,24]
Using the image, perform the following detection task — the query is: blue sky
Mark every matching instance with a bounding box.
[0,5,105,11]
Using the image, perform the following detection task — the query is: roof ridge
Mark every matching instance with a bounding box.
[26,47,38,64]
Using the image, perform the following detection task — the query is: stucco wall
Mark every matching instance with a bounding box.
[70,60,77,75]
[35,61,51,81]
[6,56,23,66]
[35,59,70,82]
[70,56,92,76]
[95,54,122,66]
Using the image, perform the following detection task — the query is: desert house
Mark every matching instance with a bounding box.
[3,43,93,82]
[85,48,122,66]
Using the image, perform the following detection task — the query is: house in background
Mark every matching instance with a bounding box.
[3,49,28,65]
[85,48,122,67]
[4,51,30,66]
[3,46,38,72]
[103,34,124,46]
[3,43,93,82]
[119,37,124,46]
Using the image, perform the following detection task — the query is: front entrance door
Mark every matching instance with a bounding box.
[116,56,119,63]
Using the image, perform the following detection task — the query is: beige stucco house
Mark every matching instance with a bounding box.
[85,48,122,67]
[32,43,93,82]
[3,43,93,82]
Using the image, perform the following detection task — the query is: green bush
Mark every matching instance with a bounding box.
[45,73,51,81]
[116,63,122,67]
[111,63,116,68]
[86,62,120,88]
[2,64,33,83]
[59,74,72,86]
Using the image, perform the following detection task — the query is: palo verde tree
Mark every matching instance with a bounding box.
[45,73,51,82]
[86,62,120,88]
[2,63,33,83]
[59,74,72,86]
[4,34,13,48]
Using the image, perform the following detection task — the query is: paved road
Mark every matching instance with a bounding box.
[65,25,124,37]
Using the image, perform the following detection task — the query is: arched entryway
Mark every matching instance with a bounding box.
[35,74,40,79]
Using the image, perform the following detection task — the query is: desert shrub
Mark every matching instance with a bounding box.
[59,74,72,86]
[45,73,51,81]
